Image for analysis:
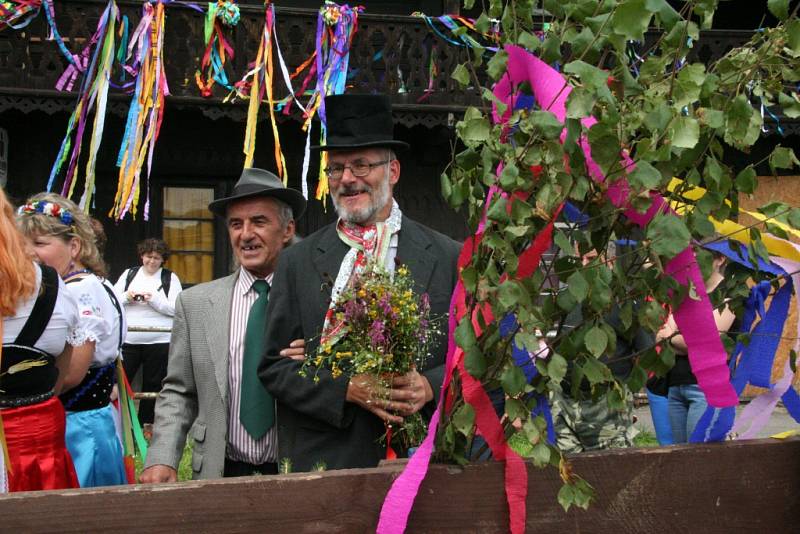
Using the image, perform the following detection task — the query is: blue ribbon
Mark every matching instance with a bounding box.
[562,201,589,228]
[690,243,793,442]
[500,313,556,444]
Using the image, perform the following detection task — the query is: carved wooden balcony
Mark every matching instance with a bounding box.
[0,0,481,127]
[0,1,795,133]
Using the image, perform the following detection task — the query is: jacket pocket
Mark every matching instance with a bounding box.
[191,421,207,443]
[192,449,204,473]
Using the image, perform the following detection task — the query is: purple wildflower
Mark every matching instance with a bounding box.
[369,319,387,349]
[419,293,430,315]
[378,294,396,320]
[344,298,365,322]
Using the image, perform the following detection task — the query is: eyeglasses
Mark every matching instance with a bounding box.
[323,159,391,180]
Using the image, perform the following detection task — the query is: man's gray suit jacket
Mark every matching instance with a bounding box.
[145,273,237,479]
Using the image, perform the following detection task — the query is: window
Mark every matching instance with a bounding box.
[162,187,215,285]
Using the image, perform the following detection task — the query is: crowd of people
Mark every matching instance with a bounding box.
[0,94,740,492]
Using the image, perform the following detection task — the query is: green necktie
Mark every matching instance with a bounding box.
[239,279,274,439]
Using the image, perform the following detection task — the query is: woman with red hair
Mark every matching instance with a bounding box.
[1,186,80,492]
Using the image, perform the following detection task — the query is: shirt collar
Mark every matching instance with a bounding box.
[236,266,273,296]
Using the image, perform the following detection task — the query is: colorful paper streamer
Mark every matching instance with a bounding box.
[47,0,118,213]
[301,1,362,201]
[195,0,238,97]
[111,0,169,221]
[0,0,42,31]
[238,2,286,176]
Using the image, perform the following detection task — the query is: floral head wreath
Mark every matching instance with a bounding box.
[17,200,75,226]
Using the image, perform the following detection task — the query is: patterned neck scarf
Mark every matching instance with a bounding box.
[321,199,402,347]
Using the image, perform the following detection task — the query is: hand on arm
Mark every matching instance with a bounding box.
[279,339,306,361]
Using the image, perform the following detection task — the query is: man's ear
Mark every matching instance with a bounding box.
[388,158,401,186]
[283,219,296,245]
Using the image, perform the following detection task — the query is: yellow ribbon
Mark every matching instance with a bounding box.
[264,10,286,181]
[667,177,800,263]
[242,30,264,169]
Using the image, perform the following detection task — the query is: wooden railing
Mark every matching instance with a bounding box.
[0,437,797,532]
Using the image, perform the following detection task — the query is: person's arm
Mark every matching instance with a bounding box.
[113,269,134,304]
[659,304,737,354]
[53,343,73,395]
[141,294,197,482]
[61,340,95,391]
[145,272,182,317]
[259,251,357,429]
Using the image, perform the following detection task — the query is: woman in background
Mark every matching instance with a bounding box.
[1,187,80,492]
[114,238,181,432]
[17,192,128,487]
[657,248,736,443]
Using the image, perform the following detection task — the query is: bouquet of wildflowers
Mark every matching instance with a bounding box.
[302,262,438,451]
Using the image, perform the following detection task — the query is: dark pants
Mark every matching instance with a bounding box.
[122,343,169,424]
[223,458,278,477]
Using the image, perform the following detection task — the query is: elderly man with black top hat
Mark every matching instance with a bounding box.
[140,168,307,482]
[259,94,461,471]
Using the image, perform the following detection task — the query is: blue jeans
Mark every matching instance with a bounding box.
[646,388,674,445]
[667,384,708,443]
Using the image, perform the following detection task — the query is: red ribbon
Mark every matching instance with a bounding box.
[385,424,397,461]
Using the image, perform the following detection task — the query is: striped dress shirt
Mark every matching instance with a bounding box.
[226,267,278,464]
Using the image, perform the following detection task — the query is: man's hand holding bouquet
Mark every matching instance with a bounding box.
[301,262,439,456]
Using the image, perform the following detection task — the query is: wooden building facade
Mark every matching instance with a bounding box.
[0,1,798,287]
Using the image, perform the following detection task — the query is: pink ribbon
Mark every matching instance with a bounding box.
[496,45,737,408]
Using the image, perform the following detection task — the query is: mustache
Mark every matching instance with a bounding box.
[336,184,371,196]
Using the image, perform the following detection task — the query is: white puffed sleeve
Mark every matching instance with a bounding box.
[65,276,113,351]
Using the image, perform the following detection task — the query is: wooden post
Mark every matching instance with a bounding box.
[1,438,797,532]
[444,0,461,15]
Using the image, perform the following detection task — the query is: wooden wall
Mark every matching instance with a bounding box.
[0,438,797,533]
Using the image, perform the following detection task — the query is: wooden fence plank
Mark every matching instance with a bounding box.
[0,438,797,533]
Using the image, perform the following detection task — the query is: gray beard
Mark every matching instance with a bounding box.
[332,171,391,225]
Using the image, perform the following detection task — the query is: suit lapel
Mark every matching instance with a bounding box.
[314,218,437,295]
[204,273,237,404]
[312,225,348,288]
[397,217,436,295]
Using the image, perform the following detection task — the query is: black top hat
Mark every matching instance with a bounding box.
[208,168,307,219]
[312,94,409,151]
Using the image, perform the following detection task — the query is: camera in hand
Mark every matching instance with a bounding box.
[133,294,146,302]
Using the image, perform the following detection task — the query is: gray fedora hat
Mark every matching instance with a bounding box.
[208,168,306,219]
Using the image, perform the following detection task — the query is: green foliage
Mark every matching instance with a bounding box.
[439,0,800,513]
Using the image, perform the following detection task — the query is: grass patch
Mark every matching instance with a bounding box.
[633,428,659,447]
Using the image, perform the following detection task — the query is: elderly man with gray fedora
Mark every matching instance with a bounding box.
[140,168,306,482]
[259,94,461,471]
